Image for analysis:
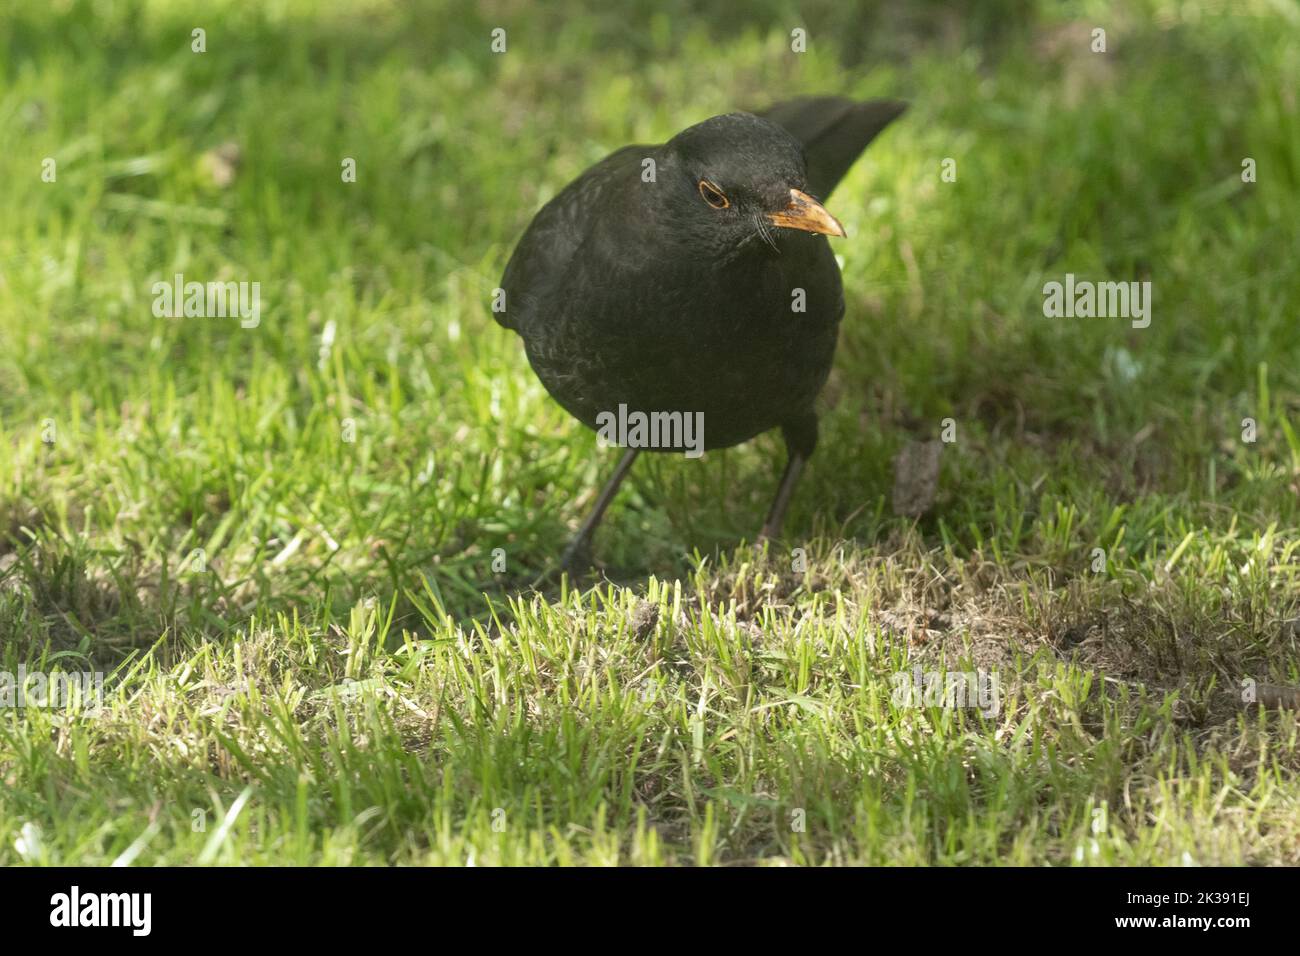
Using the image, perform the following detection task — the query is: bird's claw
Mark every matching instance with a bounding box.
[558,536,594,573]
[531,535,595,590]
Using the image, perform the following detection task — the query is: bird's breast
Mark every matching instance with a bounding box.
[522,235,844,450]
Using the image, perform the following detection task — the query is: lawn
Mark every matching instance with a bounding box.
[1,0,1298,865]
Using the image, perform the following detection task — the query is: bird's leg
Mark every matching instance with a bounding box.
[758,412,818,543]
[758,452,806,542]
[557,447,640,570]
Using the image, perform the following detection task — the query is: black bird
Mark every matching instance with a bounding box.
[497,96,906,566]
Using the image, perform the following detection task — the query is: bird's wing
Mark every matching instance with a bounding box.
[498,144,648,331]
[756,96,906,200]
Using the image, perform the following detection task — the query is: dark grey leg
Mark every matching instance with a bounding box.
[758,412,818,542]
[557,447,640,569]
[759,452,806,542]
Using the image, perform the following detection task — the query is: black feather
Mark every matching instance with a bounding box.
[757,96,907,199]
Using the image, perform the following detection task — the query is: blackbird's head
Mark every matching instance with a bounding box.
[663,112,845,254]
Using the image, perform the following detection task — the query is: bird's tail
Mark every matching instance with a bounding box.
[757,96,907,200]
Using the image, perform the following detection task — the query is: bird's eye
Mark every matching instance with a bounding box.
[698,179,730,209]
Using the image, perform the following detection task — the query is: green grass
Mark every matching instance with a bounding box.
[1,0,1298,864]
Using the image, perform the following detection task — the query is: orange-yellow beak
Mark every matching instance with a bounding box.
[765,189,846,238]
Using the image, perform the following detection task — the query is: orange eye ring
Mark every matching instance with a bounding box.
[698,179,729,209]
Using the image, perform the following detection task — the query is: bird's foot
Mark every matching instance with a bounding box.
[558,535,594,573]
[749,530,776,562]
[530,535,595,590]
